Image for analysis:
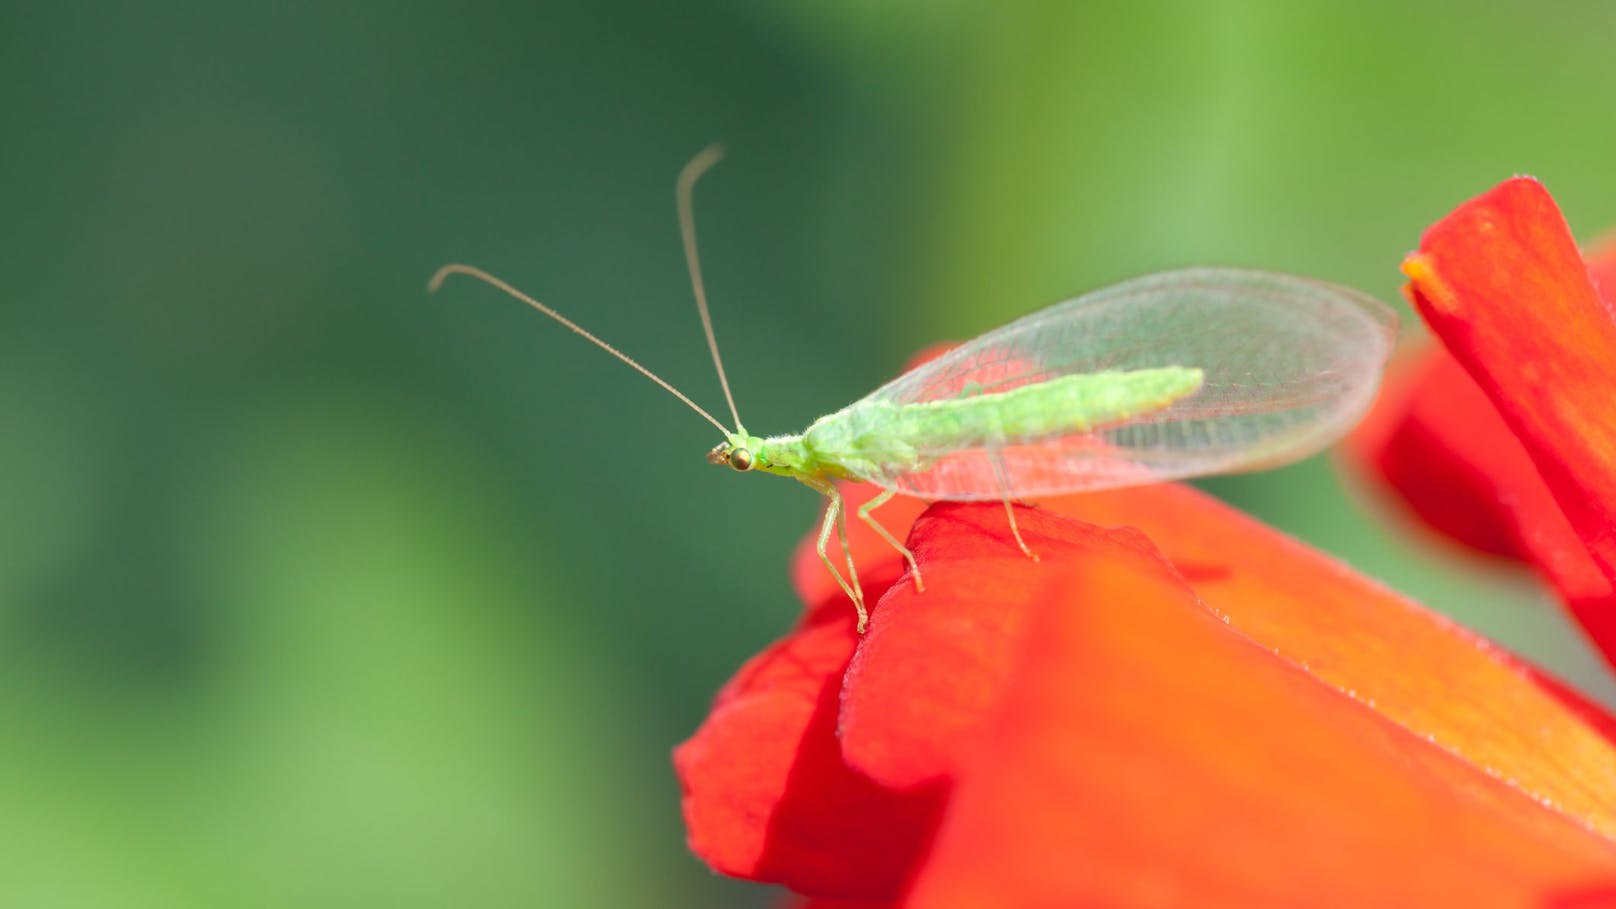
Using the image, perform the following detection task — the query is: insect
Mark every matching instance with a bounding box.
[432,146,1398,633]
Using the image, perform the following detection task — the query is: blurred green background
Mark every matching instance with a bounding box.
[6,1,1616,905]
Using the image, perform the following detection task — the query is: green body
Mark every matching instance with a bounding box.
[441,186,1392,635]
[712,365,1205,488]
[441,254,1392,634]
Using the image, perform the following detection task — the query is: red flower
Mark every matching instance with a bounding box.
[675,182,1616,906]
[1349,178,1616,663]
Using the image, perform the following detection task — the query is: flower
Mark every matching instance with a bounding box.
[675,182,1616,905]
[1349,178,1616,663]
[677,482,1616,906]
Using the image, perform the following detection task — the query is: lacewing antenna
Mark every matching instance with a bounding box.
[677,144,745,433]
[428,263,730,434]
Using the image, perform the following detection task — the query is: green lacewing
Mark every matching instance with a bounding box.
[433,147,1399,631]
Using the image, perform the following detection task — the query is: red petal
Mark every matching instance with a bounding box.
[903,551,1616,909]
[1405,178,1616,585]
[700,489,1616,901]
[1346,345,1616,655]
[673,613,944,898]
[1039,482,1616,829]
[1347,347,1548,561]
[803,482,1616,843]
[839,503,1175,789]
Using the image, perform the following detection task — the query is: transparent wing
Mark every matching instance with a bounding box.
[818,268,1398,501]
